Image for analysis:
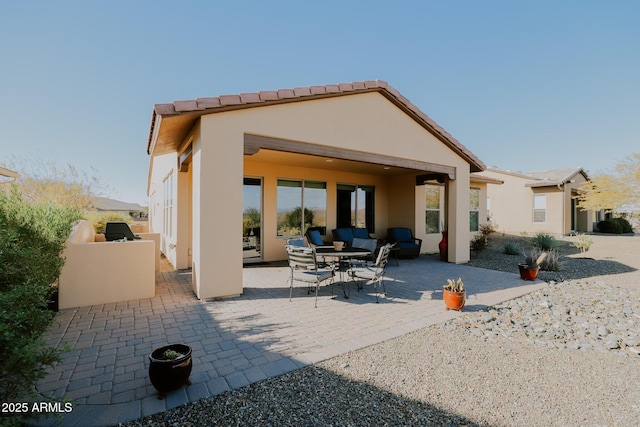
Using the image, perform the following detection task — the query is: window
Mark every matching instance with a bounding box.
[163,173,173,237]
[336,184,375,231]
[277,179,327,237]
[425,185,441,233]
[533,194,546,223]
[470,188,480,232]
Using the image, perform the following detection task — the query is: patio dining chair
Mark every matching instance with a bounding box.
[347,243,393,303]
[286,245,335,308]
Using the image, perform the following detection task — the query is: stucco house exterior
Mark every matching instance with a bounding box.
[476,167,597,236]
[145,80,489,300]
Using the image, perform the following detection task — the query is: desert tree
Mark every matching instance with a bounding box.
[576,152,640,212]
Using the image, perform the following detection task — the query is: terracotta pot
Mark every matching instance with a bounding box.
[439,231,448,262]
[518,264,539,281]
[149,344,192,399]
[443,289,465,311]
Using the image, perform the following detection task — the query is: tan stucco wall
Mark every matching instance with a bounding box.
[59,221,155,309]
[149,92,475,299]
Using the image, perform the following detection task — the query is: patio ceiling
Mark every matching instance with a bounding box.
[244,133,456,179]
[246,149,418,176]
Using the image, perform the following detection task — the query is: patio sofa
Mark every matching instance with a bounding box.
[331,227,373,247]
[58,220,158,309]
[386,227,422,258]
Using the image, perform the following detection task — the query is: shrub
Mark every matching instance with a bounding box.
[530,233,557,251]
[572,233,593,252]
[525,249,559,271]
[612,217,633,233]
[503,241,521,255]
[470,233,488,251]
[83,211,131,234]
[597,219,623,234]
[0,186,81,415]
[479,222,497,236]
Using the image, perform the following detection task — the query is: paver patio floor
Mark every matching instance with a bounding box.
[33,255,546,426]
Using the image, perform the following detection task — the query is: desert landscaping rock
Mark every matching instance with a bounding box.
[122,234,640,426]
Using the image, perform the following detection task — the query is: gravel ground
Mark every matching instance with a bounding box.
[121,233,640,427]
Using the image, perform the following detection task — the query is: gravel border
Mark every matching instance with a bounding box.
[120,234,640,426]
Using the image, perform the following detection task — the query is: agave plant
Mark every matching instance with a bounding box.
[444,277,464,292]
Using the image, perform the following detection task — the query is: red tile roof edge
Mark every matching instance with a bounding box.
[147,80,486,171]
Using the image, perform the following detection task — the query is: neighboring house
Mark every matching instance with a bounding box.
[0,166,18,184]
[145,80,488,300]
[91,196,147,218]
[475,167,597,236]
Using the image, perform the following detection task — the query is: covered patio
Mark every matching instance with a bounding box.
[35,256,546,426]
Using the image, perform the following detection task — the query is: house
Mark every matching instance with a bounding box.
[91,196,147,217]
[145,80,488,300]
[475,167,598,236]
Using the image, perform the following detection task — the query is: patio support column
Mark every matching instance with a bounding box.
[446,168,470,263]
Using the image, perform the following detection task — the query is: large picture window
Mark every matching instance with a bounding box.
[277,179,327,237]
[533,194,546,223]
[470,188,480,232]
[336,184,375,232]
[425,185,441,233]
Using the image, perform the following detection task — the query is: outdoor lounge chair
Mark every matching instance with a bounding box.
[348,243,393,303]
[286,245,335,308]
[386,227,421,258]
[305,228,331,247]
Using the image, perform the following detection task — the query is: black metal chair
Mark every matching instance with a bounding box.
[105,222,141,241]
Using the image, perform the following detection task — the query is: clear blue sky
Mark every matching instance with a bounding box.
[1,1,638,205]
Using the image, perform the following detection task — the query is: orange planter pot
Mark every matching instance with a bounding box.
[443,289,465,311]
[518,264,540,280]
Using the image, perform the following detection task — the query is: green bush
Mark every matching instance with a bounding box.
[470,233,488,251]
[597,219,623,234]
[0,186,81,415]
[503,241,521,255]
[612,217,633,233]
[83,211,131,234]
[530,233,557,251]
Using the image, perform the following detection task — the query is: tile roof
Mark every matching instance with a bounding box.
[485,166,589,187]
[146,80,486,172]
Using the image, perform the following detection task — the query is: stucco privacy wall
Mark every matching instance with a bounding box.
[150,90,476,300]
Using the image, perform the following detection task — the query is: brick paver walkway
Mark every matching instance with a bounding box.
[32,255,546,426]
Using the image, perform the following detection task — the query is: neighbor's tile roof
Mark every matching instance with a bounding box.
[525,167,588,187]
[486,166,588,187]
[146,80,486,172]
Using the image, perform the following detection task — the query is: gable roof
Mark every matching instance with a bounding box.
[485,166,589,187]
[525,167,589,187]
[146,80,486,172]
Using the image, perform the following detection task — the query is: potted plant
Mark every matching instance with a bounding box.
[149,343,192,399]
[443,277,465,311]
[518,251,548,280]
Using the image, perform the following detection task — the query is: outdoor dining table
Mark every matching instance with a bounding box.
[314,246,372,298]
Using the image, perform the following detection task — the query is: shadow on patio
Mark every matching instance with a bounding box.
[33,255,546,426]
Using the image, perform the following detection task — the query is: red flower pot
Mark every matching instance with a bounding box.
[518,264,539,280]
[443,289,465,311]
